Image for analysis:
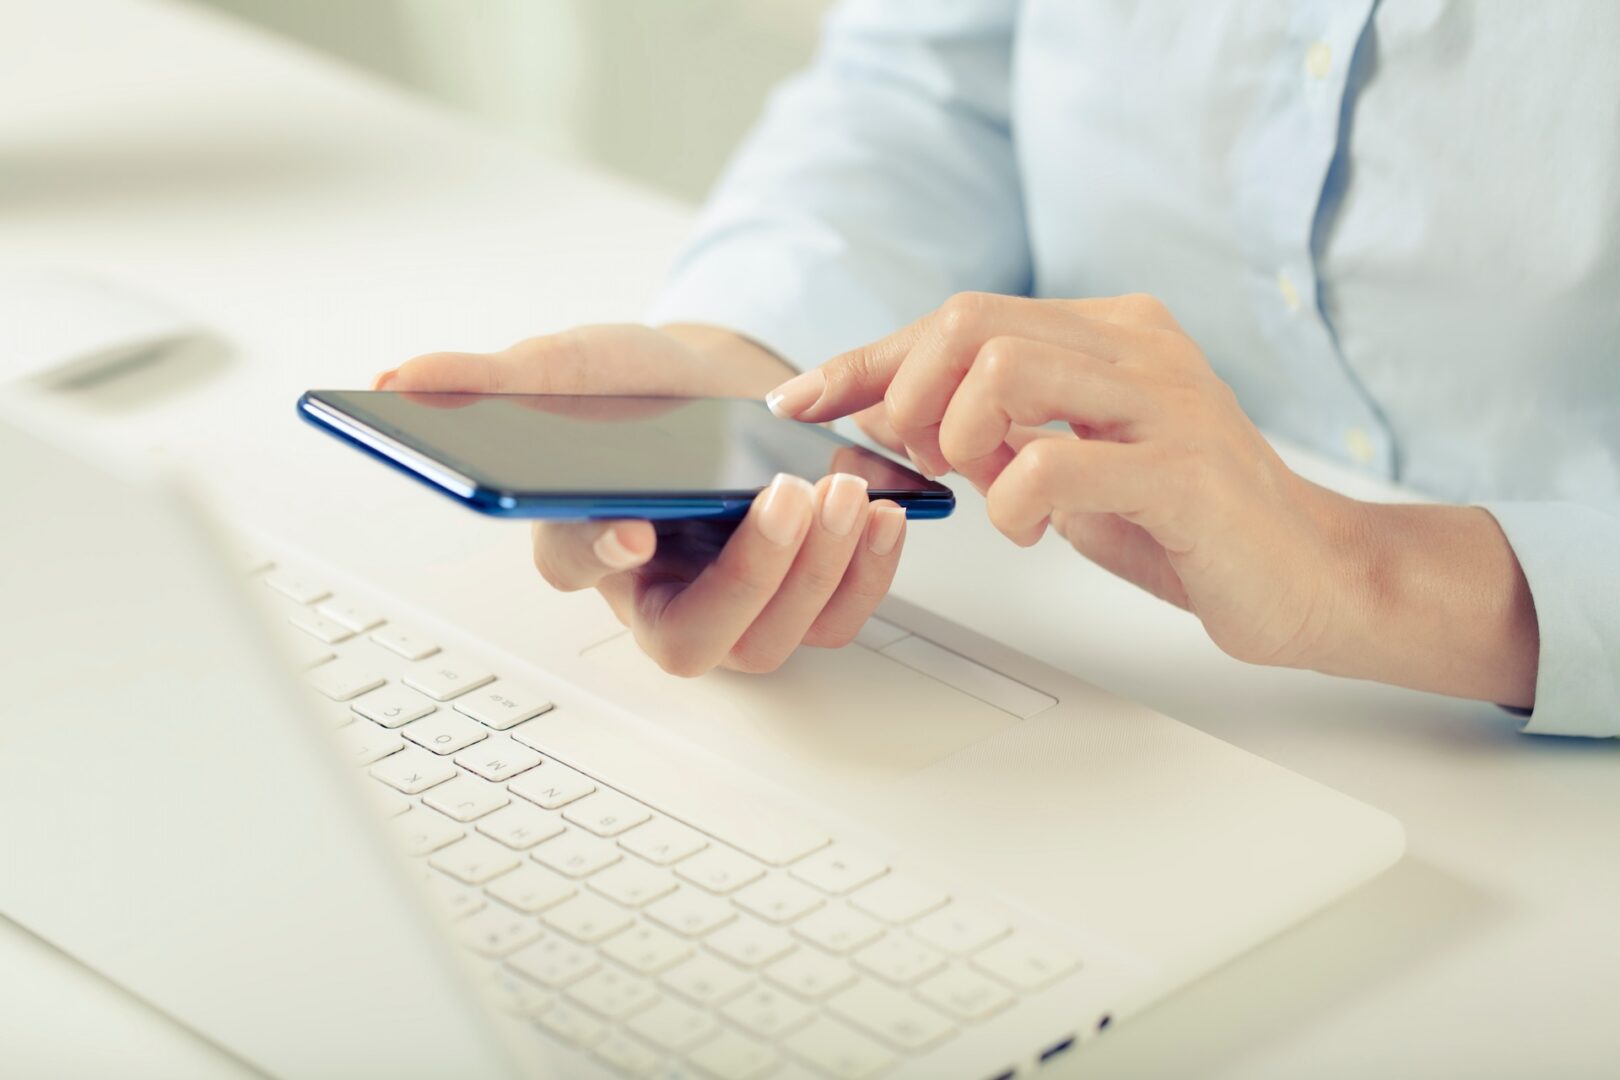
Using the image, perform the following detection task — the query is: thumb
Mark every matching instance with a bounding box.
[765,321,924,422]
[375,350,515,393]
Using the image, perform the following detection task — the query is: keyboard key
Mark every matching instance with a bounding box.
[593,1033,660,1078]
[454,735,542,782]
[351,685,437,728]
[916,965,1016,1021]
[509,762,597,809]
[483,967,550,1016]
[392,810,465,856]
[403,652,495,701]
[718,816,829,869]
[659,953,752,1008]
[910,902,1010,956]
[565,966,658,1019]
[852,932,944,985]
[370,625,440,661]
[370,746,457,793]
[848,872,948,924]
[369,784,411,818]
[288,608,354,644]
[508,935,598,989]
[618,818,708,866]
[789,846,888,896]
[307,659,386,702]
[532,829,622,878]
[402,711,488,755]
[455,905,544,957]
[674,846,764,895]
[543,892,634,943]
[827,982,955,1051]
[588,859,678,908]
[421,774,510,822]
[476,802,565,850]
[314,597,384,633]
[791,904,883,955]
[722,985,815,1041]
[265,572,329,604]
[562,790,652,837]
[429,835,522,884]
[533,1000,606,1047]
[970,932,1079,991]
[454,683,554,730]
[626,995,717,1052]
[282,634,335,670]
[764,948,857,1000]
[645,889,736,938]
[733,876,824,924]
[687,1029,778,1080]
[422,870,485,920]
[484,863,576,914]
[782,1018,896,1080]
[601,922,693,975]
[706,918,797,968]
[336,722,404,765]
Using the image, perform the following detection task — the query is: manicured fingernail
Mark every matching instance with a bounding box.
[755,473,814,545]
[372,369,398,390]
[905,448,937,480]
[867,504,905,556]
[765,370,825,418]
[593,525,644,569]
[819,473,868,537]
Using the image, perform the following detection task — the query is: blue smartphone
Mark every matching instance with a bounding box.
[298,389,955,521]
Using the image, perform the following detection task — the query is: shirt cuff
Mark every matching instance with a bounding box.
[646,238,927,374]
[1480,501,1620,738]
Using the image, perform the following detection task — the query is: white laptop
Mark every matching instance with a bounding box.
[0,404,1403,1080]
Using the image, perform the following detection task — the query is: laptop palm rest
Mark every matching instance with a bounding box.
[582,628,1028,785]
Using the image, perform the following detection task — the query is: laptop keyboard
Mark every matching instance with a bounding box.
[254,556,1080,1079]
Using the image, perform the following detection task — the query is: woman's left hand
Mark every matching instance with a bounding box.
[764,292,1375,670]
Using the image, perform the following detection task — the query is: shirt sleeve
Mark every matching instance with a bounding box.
[1481,501,1620,737]
[646,0,1028,369]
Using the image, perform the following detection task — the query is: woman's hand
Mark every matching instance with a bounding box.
[376,323,907,676]
[766,293,1539,705]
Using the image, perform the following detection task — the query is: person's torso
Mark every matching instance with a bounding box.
[1012,0,1620,502]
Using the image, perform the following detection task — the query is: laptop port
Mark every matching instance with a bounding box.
[1038,1035,1076,1064]
[1097,1013,1113,1033]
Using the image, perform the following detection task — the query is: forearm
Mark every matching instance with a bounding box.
[1319,497,1540,708]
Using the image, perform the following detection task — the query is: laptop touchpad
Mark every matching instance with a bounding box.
[581,626,1043,787]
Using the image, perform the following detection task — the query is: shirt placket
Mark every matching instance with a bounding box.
[1232,0,1392,476]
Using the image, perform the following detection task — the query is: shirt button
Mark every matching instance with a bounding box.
[1275,270,1302,313]
[1344,426,1375,465]
[1305,41,1333,80]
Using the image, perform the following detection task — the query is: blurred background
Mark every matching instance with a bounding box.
[185,0,833,202]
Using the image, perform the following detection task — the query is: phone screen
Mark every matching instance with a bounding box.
[300,390,953,518]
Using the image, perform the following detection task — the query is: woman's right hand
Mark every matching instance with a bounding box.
[376,323,909,675]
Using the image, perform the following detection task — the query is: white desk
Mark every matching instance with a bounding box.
[3,2,1617,1077]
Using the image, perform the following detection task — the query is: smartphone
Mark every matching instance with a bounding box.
[298,389,955,520]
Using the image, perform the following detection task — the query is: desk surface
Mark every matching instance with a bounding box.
[4,2,1617,1077]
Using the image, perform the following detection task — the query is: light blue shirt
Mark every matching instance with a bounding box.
[649,0,1620,737]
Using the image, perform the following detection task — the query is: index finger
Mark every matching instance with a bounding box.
[764,320,927,422]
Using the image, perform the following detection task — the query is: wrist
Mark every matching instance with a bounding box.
[1304,497,1539,707]
[658,323,796,394]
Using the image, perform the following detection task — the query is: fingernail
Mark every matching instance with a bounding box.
[867,504,905,556]
[819,473,868,537]
[593,525,644,569]
[372,369,398,390]
[906,448,937,480]
[765,370,825,419]
[755,473,814,545]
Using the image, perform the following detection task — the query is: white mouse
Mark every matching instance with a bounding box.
[0,267,206,387]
